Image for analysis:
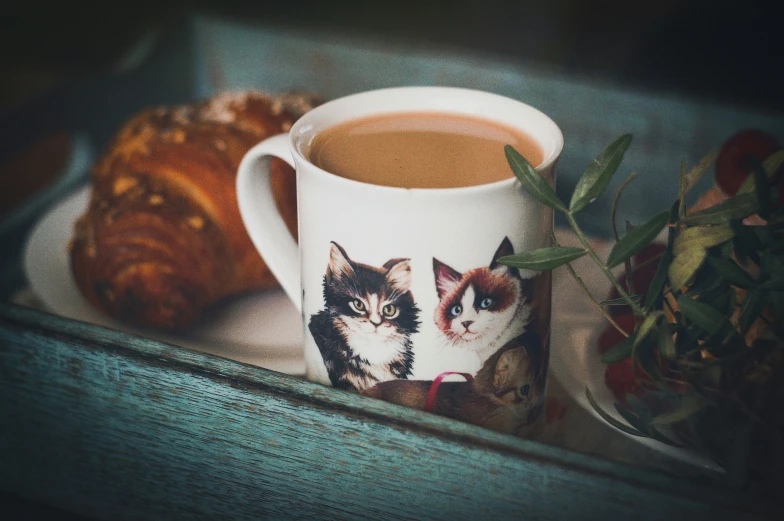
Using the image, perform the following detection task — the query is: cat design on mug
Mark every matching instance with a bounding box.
[363,332,547,434]
[433,237,534,365]
[308,242,421,392]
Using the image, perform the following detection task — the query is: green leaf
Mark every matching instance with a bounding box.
[649,427,685,447]
[634,311,665,349]
[672,224,734,255]
[732,221,762,265]
[678,160,688,220]
[760,276,784,291]
[631,325,662,382]
[679,193,759,225]
[706,256,755,289]
[737,150,784,194]
[644,249,673,310]
[677,295,725,334]
[625,394,653,422]
[710,286,738,316]
[505,145,566,211]
[738,288,763,336]
[753,158,771,219]
[497,247,586,271]
[681,149,719,197]
[600,295,643,306]
[685,271,726,300]
[703,364,723,389]
[657,323,677,360]
[667,200,680,247]
[764,150,784,179]
[761,251,784,279]
[755,227,779,249]
[600,333,635,363]
[585,387,646,437]
[651,394,705,425]
[766,213,784,226]
[615,404,654,436]
[569,134,633,213]
[606,211,670,268]
[669,248,708,289]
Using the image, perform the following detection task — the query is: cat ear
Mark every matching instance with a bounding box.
[433,258,462,299]
[326,242,354,283]
[385,259,412,292]
[492,346,529,390]
[489,237,515,270]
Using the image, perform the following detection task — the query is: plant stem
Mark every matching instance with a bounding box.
[565,211,646,317]
[678,160,687,221]
[624,221,638,306]
[569,262,630,337]
[551,231,629,336]
[612,174,638,320]
[662,294,678,318]
[611,172,637,242]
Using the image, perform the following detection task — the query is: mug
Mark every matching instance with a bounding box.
[237,87,563,436]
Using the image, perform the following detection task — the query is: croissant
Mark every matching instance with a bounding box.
[70,91,318,330]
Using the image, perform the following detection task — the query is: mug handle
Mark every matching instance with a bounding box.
[236,134,301,313]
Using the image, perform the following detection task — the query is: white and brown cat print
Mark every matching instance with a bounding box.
[433,238,533,366]
[307,237,549,436]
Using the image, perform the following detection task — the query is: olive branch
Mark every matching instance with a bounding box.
[501,135,784,489]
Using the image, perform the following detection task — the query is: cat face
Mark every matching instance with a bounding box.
[491,346,542,409]
[324,242,419,364]
[433,237,523,347]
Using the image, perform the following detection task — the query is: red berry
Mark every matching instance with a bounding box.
[604,358,646,402]
[715,129,781,197]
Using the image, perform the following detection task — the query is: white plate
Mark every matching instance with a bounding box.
[549,232,722,473]
[23,186,305,375]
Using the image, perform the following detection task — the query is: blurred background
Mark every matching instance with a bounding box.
[1,0,782,218]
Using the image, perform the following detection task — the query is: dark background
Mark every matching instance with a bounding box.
[2,0,782,218]
[2,0,783,113]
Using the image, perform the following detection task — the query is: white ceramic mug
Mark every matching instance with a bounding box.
[237,87,563,435]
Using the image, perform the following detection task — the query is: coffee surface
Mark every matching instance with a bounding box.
[308,112,543,189]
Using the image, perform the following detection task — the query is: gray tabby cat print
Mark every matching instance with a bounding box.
[308,242,420,392]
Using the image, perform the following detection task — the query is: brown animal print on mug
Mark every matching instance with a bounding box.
[363,331,546,435]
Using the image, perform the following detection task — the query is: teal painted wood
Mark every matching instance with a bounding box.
[0,303,769,520]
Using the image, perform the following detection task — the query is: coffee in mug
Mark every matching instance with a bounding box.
[308,112,544,188]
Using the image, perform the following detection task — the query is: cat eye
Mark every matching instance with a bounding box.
[348,299,366,314]
[449,304,462,318]
[479,297,494,309]
[519,384,530,397]
[381,303,399,318]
